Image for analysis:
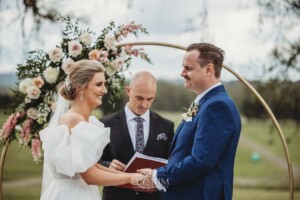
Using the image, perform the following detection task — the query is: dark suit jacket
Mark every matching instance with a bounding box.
[99,109,174,200]
[156,85,241,200]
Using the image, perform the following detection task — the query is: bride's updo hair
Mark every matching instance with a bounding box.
[59,59,105,101]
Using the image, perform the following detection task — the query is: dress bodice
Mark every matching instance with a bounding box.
[40,116,110,177]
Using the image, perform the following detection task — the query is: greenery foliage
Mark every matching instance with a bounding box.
[0,16,150,163]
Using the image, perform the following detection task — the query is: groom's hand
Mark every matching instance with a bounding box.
[137,168,156,190]
[109,159,126,171]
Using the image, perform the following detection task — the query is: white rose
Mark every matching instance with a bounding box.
[111,57,124,71]
[19,78,34,94]
[104,35,117,50]
[68,40,83,57]
[49,48,63,63]
[106,62,118,77]
[27,107,38,119]
[43,67,59,84]
[61,58,74,74]
[79,32,93,46]
[26,86,41,99]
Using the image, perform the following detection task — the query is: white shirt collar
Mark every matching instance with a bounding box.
[194,82,222,103]
[125,104,150,122]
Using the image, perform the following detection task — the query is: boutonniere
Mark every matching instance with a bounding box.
[182,102,200,121]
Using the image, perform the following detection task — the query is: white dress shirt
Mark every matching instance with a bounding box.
[124,104,150,150]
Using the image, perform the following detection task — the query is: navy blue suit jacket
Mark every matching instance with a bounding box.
[156,85,241,200]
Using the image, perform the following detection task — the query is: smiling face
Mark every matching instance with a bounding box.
[126,76,156,116]
[181,50,212,94]
[82,72,107,109]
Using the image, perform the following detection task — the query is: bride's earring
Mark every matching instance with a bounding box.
[80,91,83,101]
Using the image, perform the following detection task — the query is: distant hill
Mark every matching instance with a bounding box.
[0,72,18,94]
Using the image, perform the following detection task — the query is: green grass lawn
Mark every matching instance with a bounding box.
[1,110,299,199]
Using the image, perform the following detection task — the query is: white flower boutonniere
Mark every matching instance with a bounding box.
[182,102,200,121]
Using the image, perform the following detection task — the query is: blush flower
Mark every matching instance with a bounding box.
[68,40,83,57]
[61,58,75,75]
[48,48,63,63]
[33,77,44,88]
[27,107,38,120]
[26,86,41,99]
[31,138,42,163]
[88,49,101,60]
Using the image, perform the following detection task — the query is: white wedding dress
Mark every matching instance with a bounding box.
[39,116,110,200]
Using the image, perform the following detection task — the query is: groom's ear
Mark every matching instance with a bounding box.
[206,63,214,77]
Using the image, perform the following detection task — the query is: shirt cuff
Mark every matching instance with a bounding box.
[152,169,166,192]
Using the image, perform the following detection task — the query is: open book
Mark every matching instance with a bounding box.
[118,152,168,191]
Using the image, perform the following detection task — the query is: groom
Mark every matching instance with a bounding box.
[139,43,241,200]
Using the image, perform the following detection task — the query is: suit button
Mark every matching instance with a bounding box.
[136,192,139,195]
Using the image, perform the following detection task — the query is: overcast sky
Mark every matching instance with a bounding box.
[0,0,274,81]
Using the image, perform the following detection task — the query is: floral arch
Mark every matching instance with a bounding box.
[0,20,295,200]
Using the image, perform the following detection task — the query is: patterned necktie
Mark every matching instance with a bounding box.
[134,117,144,153]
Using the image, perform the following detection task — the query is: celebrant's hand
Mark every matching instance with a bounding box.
[109,159,126,171]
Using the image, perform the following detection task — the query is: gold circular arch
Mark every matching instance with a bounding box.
[117,42,295,200]
[0,42,294,200]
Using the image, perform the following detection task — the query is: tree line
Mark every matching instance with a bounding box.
[1,80,299,124]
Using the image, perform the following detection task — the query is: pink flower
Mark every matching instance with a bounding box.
[1,112,22,140]
[61,58,75,75]
[99,50,109,63]
[26,86,41,99]
[68,40,83,57]
[20,119,32,144]
[31,138,42,163]
[33,77,44,88]
[88,49,100,60]
[132,50,139,57]
[120,21,142,38]
[124,45,133,54]
[27,107,38,120]
[48,48,63,63]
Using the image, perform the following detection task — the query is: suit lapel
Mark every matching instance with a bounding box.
[119,110,135,154]
[169,85,225,155]
[169,120,185,154]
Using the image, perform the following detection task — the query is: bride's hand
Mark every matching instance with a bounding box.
[129,173,146,185]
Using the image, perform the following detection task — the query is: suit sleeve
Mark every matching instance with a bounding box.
[98,119,112,167]
[156,101,236,187]
[98,144,112,167]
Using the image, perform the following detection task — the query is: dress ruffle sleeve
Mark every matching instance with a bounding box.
[40,116,110,177]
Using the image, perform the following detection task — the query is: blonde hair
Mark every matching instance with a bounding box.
[59,60,105,100]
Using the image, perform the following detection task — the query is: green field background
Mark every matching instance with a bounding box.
[1,110,299,199]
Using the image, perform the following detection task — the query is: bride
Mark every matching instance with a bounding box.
[39,59,144,200]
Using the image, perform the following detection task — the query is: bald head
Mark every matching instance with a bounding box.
[126,71,157,116]
[130,71,156,88]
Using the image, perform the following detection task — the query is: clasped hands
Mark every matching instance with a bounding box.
[136,168,156,190]
[109,159,156,190]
